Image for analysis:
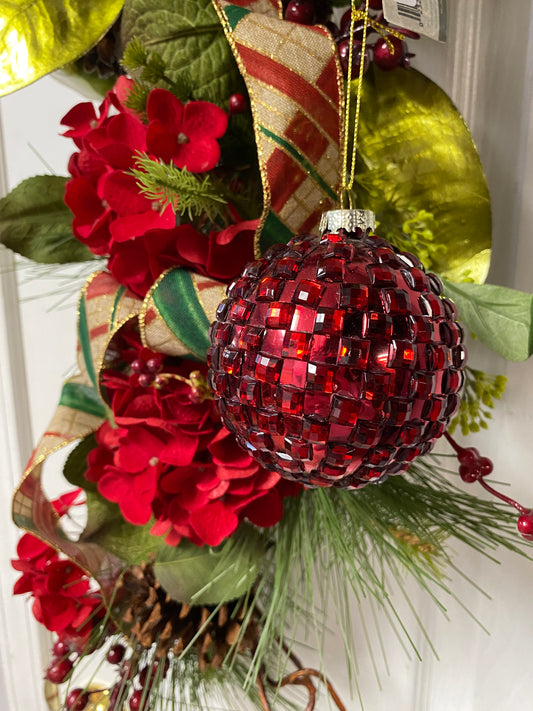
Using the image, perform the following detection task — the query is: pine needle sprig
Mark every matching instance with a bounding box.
[248,451,530,695]
[122,37,193,110]
[131,153,228,221]
[450,366,507,435]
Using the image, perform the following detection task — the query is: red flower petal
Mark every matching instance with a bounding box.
[173,138,220,173]
[146,119,179,163]
[47,560,89,598]
[36,595,77,632]
[242,489,283,527]
[16,533,51,561]
[65,177,106,224]
[13,573,35,595]
[61,102,98,136]
[159,433,198,467]
[206,220,258,280]
[109,76,135,112]
[146,89,184,132]
[116,429,165,472]
[182,101,228,141]
[190,501,239,546]
[102,171,152,215]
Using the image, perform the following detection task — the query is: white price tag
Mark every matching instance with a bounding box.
[382,0,447,42]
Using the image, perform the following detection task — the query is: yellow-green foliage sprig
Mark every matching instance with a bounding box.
[450,367,507,435]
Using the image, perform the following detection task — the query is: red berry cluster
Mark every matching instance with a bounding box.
[283,0,333,26]
[46,643,89,711]
[106,651,169,711]
[336,3,418,77]
[45,637,171,711]
[281,1,418,77]
[457,446,493,483]
[444,433,533,541]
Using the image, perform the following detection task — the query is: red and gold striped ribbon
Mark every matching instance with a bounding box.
[212,0,344,254]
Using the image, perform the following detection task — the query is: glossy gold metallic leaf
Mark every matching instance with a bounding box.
[0,0,124,96]
[351,67,491,283]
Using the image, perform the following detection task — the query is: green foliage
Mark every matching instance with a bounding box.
[63,433,99,492]
[0,176,94,263]
[131,153,228,220]
[377,208,444,271]
[123,80,151,115]
[122,37,193,113]
[0,0,124,95]
[154,524,268,605]
[247,455,528,690]
[350,67,492,284]
[450,367,507,435]
[121,0,244,106]
[442,278,533,361]
[122,36,150,69]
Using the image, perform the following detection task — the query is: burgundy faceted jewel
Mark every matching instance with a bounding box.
[208,209,466,489]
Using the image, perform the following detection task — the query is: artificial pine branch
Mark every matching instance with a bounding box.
[131,154,228,221]
[247,451,530,693]
[121,38,192,110]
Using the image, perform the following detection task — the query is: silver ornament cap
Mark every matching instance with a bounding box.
[319,209,376,234]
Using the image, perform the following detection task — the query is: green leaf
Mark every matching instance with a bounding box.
[82,495,162,566]
[442,278,533,361]
[351,67,491,283]
[154,524,267,605]
[121,0,244,105]
[63,434,98,493]
[0,0,124,95]
[0,176,94,263]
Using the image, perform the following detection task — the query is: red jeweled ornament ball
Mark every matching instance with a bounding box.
[207,218,465,489]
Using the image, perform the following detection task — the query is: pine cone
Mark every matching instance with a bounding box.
[118,563,259,669]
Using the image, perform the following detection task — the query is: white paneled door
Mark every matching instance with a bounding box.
[1,2,533,709]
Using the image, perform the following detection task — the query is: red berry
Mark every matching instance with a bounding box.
[138,373,153,388]
[477,456,493,477]
[457,447,479,466]
[373,36,406,70]
[338,38,370,79]
[52,639,70,657]
[340,9,352,35]
[107,643,126,664]
[459,463,479,484]
[146,356,163,373]
[228,93,247,115]
[131,359,145,373]
[284,0,315,25]
[129,689,148,711]
[339,12,365,39]
[66,689,90,711]
[517,512,533,540]
[45,658,73,684]
[140,658,169,686]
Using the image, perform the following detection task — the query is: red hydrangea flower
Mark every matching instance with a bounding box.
[146,89,228,172]
[85,331,300,545]
[12,495,103,643]
[61,79,239,294]
[107,219,258,298]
